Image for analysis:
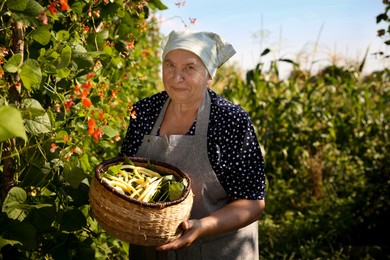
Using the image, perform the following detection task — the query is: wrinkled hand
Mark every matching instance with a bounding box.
[156,219,203,251]
[156,199,265,252]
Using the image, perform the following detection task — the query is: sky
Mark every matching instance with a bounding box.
[155,0,389,78]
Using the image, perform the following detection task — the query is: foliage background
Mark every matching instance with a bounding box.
[0,0,389,259]
[0,0,165,258]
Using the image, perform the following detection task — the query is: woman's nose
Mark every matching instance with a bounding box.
[173,69,184,82]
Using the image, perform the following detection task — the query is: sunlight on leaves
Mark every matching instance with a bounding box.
[19,59,42,91]
[0,106,27,142]
[20,99,51,134]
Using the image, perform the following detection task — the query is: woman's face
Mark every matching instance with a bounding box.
[162,49,211,105]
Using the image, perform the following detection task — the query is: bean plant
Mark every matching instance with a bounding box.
[0,0,166,258]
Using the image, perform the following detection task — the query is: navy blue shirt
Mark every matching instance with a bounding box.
[120,89,266,200]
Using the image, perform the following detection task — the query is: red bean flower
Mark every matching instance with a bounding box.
[82,97,92,108]
[88,118,96,135]
[92,128,103,142]
[48,2,58,15]
[59,0,70,11]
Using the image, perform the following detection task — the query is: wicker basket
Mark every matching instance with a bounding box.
[89,157,193,246]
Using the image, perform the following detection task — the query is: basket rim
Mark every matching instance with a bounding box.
[94,156,192,209]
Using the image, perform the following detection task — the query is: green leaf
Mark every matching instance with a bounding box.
[20,98,51,134]
[107,164,122,175]
[57,30,70,41]
[60,209,87,232]
[261,48,271,57]
[279,58,298,66]
[3,53,22,73]
[63,158,87,188]
[7,0,28,11]
[2,187,27,221]
[0,106,27,142]
[99,2,121,19]
[376,13,388,24]
[55,130,69,143]
[20,163,51,187]
[76,182,91,207]
[19,59,42,91]
[101,125,119,138]
[55,68,70,78]
[103,45,113,56]
[32,26,51,45]
[79,153,91,172]
[124,156,134,165]
[54,68,70,79]
[22,0,45,16]
[72,44,94,70]
[169,181,185,201]
[71,2,84,15]
[30,206,56,232]
[56,45,72,69]
[149,0,168,10]
[110,57,123,69]
[7,221,38,250]
[0,237,22,250]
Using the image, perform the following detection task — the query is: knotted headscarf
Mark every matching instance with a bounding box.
[161,30,236,78]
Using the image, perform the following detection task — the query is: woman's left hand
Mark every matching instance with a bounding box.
[155,199,265,251]
[155,219,203,251]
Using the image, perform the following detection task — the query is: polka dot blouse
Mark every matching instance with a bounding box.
[120,89,266,200]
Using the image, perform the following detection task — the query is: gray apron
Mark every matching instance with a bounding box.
[131,90,259,260]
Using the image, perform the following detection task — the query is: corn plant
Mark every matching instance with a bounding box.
[220,56,389,259]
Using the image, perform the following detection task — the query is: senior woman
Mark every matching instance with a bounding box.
[120,30,266,260]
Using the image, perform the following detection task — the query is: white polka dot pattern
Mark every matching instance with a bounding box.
[120,89,266,200]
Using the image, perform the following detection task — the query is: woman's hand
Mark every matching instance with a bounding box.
[155,199,265,251]
[155,219,203,251]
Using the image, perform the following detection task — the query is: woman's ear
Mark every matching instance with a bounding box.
[207,75,213,86]
[207,79,212,87]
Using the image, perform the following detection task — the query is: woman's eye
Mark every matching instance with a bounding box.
[165,62,174,68]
